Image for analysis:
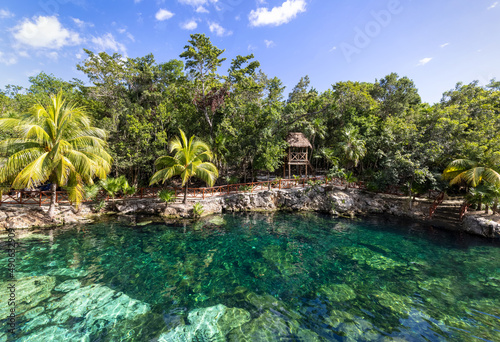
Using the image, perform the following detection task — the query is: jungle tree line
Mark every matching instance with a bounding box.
[1,34,500,206]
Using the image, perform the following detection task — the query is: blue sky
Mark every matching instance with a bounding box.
[0,0,499,103]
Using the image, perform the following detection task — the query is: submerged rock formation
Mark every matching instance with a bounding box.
[158,304,251,342]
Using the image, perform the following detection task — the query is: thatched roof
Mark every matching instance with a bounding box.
[286,132,312,148]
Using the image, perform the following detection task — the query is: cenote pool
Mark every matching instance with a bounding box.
[1,212,500,341]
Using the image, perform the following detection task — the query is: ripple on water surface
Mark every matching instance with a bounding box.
[1,212,499,341]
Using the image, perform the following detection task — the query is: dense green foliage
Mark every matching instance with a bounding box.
[1,34,499,204]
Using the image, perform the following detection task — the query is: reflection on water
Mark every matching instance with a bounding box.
[1,212,499,341]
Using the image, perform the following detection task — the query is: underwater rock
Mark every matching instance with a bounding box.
[228,310,321,342]
[326,309,355,328]
[23,306,45,319]
[227,310,289,341]
[12,283,152,340]
[158,304,250,342]
[45,267,88,278]
[47,284,151,328]
[318,284,356,302]
[54,279,81,292]
[104,312,176,342]
[375,292,414,315]
[0,276,55,319]
[208,216,226,226]
[21,314,50,332]
[327,310,380,341]
[262,245,305,276]
[339,247,404,270]
[17,325,90,342]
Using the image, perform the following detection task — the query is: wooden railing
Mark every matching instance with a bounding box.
[0,176,414,207]
[459,202,470,222]
[429,192,445,219]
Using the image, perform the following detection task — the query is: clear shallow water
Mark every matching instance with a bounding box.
[1,212,500,341]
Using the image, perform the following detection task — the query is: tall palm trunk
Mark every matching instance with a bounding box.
[48,183,57,218]
[183,183,188,204]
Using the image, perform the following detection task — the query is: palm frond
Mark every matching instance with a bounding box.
[11,152,51,189]
[481,168,500,185]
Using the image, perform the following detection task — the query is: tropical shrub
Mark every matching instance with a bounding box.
[192,202,204,218]
[158,189,176,206]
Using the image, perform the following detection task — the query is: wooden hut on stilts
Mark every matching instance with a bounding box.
[283,132,314,179]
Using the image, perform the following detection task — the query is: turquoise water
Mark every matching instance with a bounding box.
[1,212,500,341]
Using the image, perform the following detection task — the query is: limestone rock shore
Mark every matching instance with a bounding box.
[1,185,499,238]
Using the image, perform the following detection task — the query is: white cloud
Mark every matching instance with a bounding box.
[72,17,93,29]
[155,9,174,21]
[180,19,198,30]
[329,46,337,52]
[126,32,135,42]
[248,44,257,51]
[26,69,41,77]
[134,0,142,3]
[91,33,127,55]
[249,0,306,27]
[195,6,209,13]
[76,52,82,59]
[417,57,432,66]
[117,28,126,34]
[179,0,217,6]
[0,9,14,19]
[488,2,498,10]
[0,51,17,65]
[264,39,275,48]
[208,21,232,36]
[440,42,449,48]
[47,51,58,60]
[12,16,81,49]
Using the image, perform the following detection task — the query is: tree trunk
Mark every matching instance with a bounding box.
[48,183,57,219]
[485,205,489,214]
[408,182,413,210]
[492,200,498,214]
[477,195,482,211]
[183,183,188,204]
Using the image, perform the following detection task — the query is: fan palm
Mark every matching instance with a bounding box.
[150,129,218,203]
[0,91,112,218]
[339,127,367,169]
[442,154,500,188]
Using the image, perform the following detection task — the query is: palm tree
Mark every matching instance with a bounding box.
[442,156,500,188]
[339,126,367,169]
[150,129,218,204]
[443,154,500,212]
[0,91,112,218]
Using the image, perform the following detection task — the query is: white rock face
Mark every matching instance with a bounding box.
[462,216,500,238]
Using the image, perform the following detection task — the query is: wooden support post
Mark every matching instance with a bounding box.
[203,188,205,199]
[279,179,282,190]
[39,192,42,207]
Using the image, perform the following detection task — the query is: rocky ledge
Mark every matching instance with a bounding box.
[1,185,499,239]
